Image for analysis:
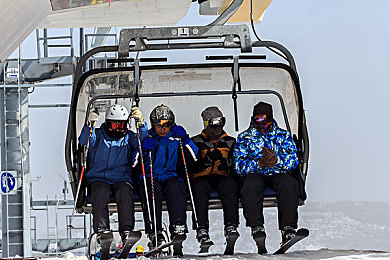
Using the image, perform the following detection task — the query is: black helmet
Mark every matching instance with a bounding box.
[150,104,175,126]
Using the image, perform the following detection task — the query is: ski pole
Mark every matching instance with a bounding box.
[149,151,158,248]
[178,140,198,229]
[135,120,153,233]
[69,122,95,229]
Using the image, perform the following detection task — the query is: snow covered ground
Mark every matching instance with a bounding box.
[42,201,390,259]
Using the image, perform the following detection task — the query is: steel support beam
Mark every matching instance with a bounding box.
[1,86,31,257]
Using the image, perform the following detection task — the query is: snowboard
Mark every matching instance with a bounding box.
[273,228,309,255]
[144,233,186,257]
[224,232,240,255]
[117,230,142,259]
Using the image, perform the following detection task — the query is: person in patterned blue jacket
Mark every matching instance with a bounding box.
[234,101,300,253]
[134,104,198,256]
[79,105,148,246]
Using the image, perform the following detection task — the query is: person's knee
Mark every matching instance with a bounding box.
[278,175,299,196]
[242,174,263,190]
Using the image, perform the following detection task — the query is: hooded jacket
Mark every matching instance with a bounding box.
[190,130,236,179]
[133,128,198,182]
[234,121,298,176]
[78,122,148,185]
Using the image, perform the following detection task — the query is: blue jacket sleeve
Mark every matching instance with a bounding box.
[182,138,198,164]
[78,125,96,148]
[233,133,261,176]
[273,133,299,171]
[138,122,149,144]
[130,122,149,167]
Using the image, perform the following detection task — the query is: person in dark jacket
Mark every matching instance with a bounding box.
[190,107,240,252]
[78,104,148,243]
[135,104,198,256]
[233,101,299,253]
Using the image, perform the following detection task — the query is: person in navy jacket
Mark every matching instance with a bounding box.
[78,104,148,243]
[134,104,198,255]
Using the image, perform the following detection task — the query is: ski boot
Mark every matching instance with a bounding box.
[224,225,240,255]
[97,231,114,260]
[251,226,267,254]
[281,226,296,245]
[197,228,214,253]
[170,225,187,256]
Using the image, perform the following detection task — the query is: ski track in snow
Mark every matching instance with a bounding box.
[40,201,390,259]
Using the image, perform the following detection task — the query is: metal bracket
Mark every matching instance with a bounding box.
[118,24,252,57]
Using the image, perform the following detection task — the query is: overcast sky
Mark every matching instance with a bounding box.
[3,0,390,203]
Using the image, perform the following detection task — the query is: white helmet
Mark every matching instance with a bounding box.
[105,104,129,121]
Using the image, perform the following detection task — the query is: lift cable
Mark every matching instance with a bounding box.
[249,0,288,61]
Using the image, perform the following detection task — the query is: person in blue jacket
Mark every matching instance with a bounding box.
[134,104,198,256]
[78,104,148,243]
[233,101,300,253]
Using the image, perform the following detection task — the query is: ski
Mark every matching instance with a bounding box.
[144,233,186,257]
[117,230,142,259]
[198,239,214,254]
[273,228,309,255]
[224,232,239,255]
[98,232,114,260]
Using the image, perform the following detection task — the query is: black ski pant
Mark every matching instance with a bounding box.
[139,177,188,235]
[240,173,299,230]
[90,181,135,235]
[192,174,239,230]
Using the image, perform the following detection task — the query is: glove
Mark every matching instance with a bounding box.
[218,158,233,171]
[87,108,99,127]
[205,148,222,163]
[142,137,156,152]
[130,107,144,125]
[171,125,187,139]
[258,147,278,168]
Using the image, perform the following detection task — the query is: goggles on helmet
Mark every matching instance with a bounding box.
[107,120,127,131]
[155,119,174,128]
[203,117,225,128]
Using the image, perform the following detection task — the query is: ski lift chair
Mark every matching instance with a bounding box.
[64,24,309,258]
[65,51,308,214]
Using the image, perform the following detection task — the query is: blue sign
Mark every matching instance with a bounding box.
[1,172,16,193]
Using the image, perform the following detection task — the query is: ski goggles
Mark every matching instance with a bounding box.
[252,114,271,124]
[203,117,226,128]
[155,119,174,128]
[252,114,272,133]
[107,120,127,131]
